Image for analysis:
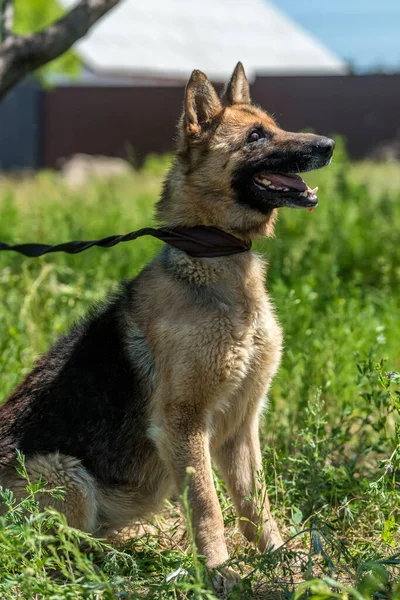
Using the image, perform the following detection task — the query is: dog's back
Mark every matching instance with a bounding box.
[0,276,153,483]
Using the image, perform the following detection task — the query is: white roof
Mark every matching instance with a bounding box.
[60,0,346,81]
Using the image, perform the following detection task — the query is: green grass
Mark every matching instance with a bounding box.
[0,144,399,599]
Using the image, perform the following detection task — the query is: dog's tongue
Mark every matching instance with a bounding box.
[267,173,309,191]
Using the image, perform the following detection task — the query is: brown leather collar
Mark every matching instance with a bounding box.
[153,226,251,257]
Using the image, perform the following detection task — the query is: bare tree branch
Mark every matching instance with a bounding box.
[1,0,14,42]
[0,0,121,100]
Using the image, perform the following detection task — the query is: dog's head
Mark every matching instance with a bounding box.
[157,62,334,238]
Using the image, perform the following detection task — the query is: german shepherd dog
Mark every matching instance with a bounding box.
[0,63,334,587]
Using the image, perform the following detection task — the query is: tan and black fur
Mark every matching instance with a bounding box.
[0,63,334,585]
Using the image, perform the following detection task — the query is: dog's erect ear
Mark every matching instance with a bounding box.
[221,62,251,106]
[184,70,222,137]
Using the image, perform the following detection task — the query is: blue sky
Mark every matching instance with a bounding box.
[272,0,400,71]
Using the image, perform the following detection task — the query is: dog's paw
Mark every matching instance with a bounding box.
[268,518,284,550]
[211,566,241,598]
[257,518,284,553]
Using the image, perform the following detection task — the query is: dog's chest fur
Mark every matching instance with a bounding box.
[129,248,283,441]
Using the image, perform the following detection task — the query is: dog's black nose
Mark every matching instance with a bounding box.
[313,136,335,158]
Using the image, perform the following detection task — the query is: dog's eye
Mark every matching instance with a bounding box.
[247,130,264,144]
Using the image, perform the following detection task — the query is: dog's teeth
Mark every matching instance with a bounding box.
[300,191,308,197]
[262,179,271,185]
[312,187,319,194]
[270,185,276,189]
[283,187,289,191]
[276,186,283,190]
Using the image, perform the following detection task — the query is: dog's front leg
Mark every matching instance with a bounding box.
[215,415,283,552]
[155,406,229,569]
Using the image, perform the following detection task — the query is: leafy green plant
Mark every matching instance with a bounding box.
[0,452,139,598]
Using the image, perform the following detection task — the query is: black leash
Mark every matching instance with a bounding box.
[0,226,251,259]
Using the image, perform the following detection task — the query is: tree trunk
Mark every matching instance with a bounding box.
[0,0,121,100]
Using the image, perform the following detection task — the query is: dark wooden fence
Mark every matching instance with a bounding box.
[37,74,400,167]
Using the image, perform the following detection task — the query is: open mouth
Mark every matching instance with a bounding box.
[253,173,319,209]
